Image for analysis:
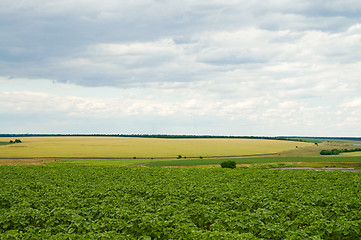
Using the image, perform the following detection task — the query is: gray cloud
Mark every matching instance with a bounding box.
[1,0,361,135]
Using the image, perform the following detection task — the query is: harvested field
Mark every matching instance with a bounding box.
[0,136,310,159]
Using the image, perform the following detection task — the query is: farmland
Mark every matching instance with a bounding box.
[1,165,361,239]
[146,156,361,168]
[0,136,310,160]
[1,136,361,169]
[1,136,361,239]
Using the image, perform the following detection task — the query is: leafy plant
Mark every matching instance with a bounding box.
[220,160,236,169]
[1,166,361,239]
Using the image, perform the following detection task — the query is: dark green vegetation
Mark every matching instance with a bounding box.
[147,156,361,167]
[8,139,22,144]
[320,148,361,155]
[220,160,237,169]
[1,166,361,239]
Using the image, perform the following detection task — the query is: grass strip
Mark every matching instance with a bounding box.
[147,156,361,167]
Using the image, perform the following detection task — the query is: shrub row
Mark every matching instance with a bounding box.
[320,148,361,155]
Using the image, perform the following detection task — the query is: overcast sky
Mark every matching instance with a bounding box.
[1,0,361,136]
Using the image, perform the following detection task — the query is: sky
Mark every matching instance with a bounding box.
[1,0,361,136]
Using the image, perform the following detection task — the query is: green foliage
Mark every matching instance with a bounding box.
[1,166,361,239]
[320,148,361,155]
[320,150,333,155]
[220,160,236,169]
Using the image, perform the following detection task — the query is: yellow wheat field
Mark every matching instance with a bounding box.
[0,137,311,158]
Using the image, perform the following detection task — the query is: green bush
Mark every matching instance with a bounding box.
[320,150,332,155]
[320,148,361,155]
[220,160,236,169]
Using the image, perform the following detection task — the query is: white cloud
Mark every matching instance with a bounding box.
[341,98,361,108]
[1,0,361,135]
[40,24,360,90]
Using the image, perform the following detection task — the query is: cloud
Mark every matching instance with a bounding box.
[3,22,361,89]
[341,98,361,108]
[1,0,361,135]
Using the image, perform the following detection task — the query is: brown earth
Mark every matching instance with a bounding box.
[0,158,56,165]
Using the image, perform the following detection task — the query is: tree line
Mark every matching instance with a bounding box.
[320,148,361,155]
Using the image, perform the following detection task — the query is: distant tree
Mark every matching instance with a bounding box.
[320,150,332,155]
[320,149,341,155]
[9,140,14,144]
[14,139,22,143]
[177,155,182,159]
[331,149,341,155]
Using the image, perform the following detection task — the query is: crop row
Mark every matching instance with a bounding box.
[0,166,360,239]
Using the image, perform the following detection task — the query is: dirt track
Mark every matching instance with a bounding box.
[0,158,56,165]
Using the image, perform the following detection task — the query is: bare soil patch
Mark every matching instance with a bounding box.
[0,158,56,165]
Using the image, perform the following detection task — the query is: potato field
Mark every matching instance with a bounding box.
[1,165,360,239]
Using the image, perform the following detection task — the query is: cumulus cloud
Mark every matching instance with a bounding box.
[1,0,361,135]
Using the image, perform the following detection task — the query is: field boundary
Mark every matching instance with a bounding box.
[0,153,279,166]
[273,167,361,172]
[0,153,279,161]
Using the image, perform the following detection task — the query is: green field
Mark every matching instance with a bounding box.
[2,137,361,169]
[45,155,361,169]
[1,165,360,239]
[146,156,361,168]
[0,136,310,159]
[2,137,361,239]
[340,151,361,156]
